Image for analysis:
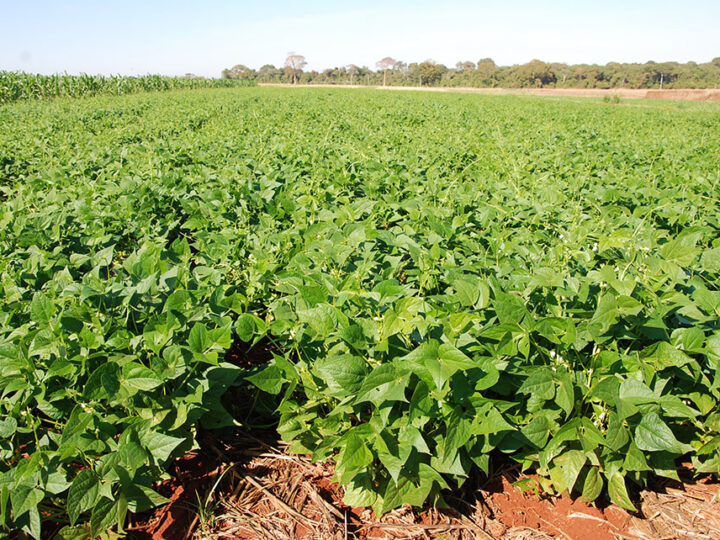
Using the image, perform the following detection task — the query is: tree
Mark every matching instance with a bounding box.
[551,62,571,86]
[475,58,498,86]
[257,64,282,83]
[509,59,556,87]
[222,57,718,90]
[284,53,307,84]
[347,64,359,85]
[455,61,476,72]
[414,60,447,86]
[376,56,397,86]
[221,64,255,80]
[321,68,338,83]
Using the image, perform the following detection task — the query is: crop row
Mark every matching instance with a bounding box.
[0,72,255,104]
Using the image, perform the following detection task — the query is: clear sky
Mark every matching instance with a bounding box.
[1,0,718,77]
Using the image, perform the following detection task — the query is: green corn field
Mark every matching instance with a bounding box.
[0,71,254,104]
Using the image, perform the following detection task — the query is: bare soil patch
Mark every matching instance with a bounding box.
[644,89,720,102]
[259,83,720,102]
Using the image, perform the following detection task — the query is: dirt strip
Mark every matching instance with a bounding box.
[259,83,720,102]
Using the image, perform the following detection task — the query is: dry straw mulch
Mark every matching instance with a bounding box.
[161,432,719,540]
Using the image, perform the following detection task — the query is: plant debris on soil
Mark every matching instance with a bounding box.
[125,431,720,540]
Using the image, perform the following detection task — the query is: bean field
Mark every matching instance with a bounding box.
[1,87,719,538]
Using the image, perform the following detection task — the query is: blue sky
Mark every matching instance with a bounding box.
[1,0,718,77]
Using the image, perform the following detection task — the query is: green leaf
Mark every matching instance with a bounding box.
[139,430,184,463]
[43,471,71,495]
[10,480,44,522]
[518,369,554,400]
[438,343,477,371]
[494,292,527,325]
[373,279,405,300]
[118,441,148,471]
[31,292,56,325]
[624,442,651,472]
[660,236,699,266]
[541,419,581,465]
[605,412,629,451]
[607,472,636,511]
[660,395,700,418]
[635,412,693,454]
[67,470,100,525]
[616,295,643,317]
[529,267,564,289]
[589,293,618,333]
[84,362,120,400]
[397,341,477,392]
[399,341,445,390]
[246,364,285,394]
[649,451,681,481]
[642,342,693,370]
[554,369,574,417]
[337,435,374,484]
[125,484,169,513]
[188,323,209,353]
[0,417,17,438]
[452,278,480,307]
[399,424,430,454]
[556,449,586,494]
[340,324,366,349]
[90,497,120,537]
[618,378,656,404]
[590,375,620,404]
[671,327,705,352]
[521,415,551,448]
[60,406,94,446]
[57,525,92,540]
[342,472,377,507]
[375,430,410,483]
[93,245,115,267]
[314,354,368,395]
[580,417,605,450]
[297,283,329,306]
[701,247,720,272]
[354,364,409,405]
[472,406,515,435]
[17,506,41,540]
[443,409,472,459]
[582,467,603,502]
[381,463,446,513]
[297,304,336,335]
[234,313,263,342]
[122,362,162,392]
[0,485,9,528]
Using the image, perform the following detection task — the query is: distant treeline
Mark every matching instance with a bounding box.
[223,58,720,89]
[0,72,255,104]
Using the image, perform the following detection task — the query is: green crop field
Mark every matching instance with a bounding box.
[0,72,255,104]
[1,87,719,538]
